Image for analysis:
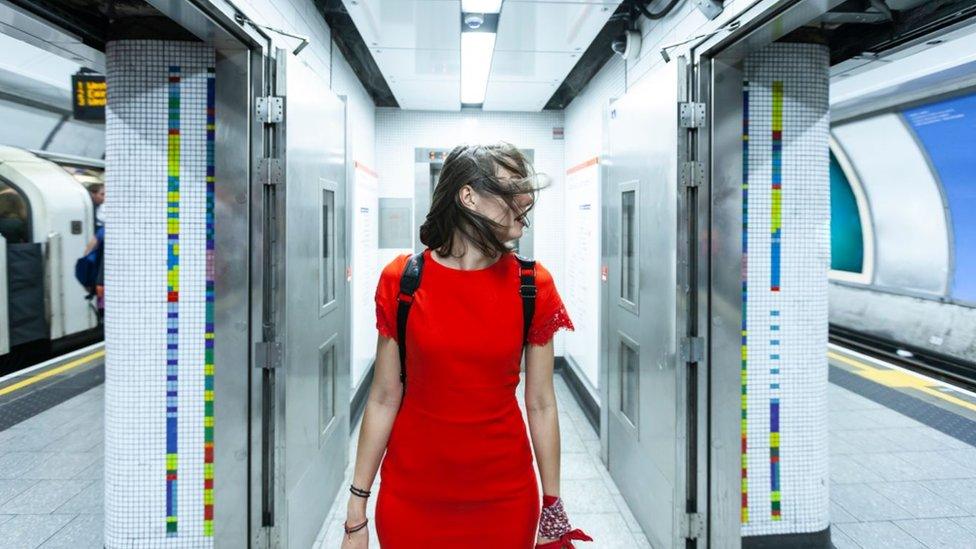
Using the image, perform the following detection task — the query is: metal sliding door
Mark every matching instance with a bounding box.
[604,61,688,549]
[274,53,350,549]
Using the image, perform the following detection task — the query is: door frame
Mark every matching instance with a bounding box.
[683,1,840,546]
[140,1,272,546]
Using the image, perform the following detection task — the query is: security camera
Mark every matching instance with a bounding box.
[611,29,642,61]
[464,14,485,30]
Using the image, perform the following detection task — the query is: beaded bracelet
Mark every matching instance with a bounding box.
[344,517,368,536]
[537,495,594,548]
[349,484,371,498]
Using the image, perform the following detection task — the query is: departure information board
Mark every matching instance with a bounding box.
[72,73,106,120]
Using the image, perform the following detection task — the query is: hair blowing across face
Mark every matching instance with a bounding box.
[419,142,549,259]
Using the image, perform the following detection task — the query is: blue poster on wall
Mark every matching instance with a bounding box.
[904,93,976,303]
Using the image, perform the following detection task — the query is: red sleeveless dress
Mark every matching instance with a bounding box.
[373,248,574,548]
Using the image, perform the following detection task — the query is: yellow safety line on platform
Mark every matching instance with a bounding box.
[0,349,106,397]
[828,350,976,414]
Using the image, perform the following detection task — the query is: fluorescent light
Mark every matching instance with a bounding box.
[462,0,503,13]
[461,32,496,104]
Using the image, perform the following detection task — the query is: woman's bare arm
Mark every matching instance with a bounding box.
[346,334,404,523]
[524,339,561,543]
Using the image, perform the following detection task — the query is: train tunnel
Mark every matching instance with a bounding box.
[0,1,975,548]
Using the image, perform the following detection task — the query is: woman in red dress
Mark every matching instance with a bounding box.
[341,143,593,548]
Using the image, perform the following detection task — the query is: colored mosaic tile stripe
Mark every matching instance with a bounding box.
[166,65,181,536]
[770,80,784,521]
[203,66,216,537]
[770,81,783,293]
[740,80,750,525]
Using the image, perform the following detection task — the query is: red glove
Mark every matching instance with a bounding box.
[535,495,594,548]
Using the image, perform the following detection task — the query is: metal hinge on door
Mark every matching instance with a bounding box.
[679,102,706,129]
[681,161,704,188]
[683,512,705,540]
[255,341,282,369]
[256,96,283,124]
[680,336,705,363]
[257,157,283,187]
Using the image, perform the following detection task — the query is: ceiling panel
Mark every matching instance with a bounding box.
[394,80,462,110]
[372,49,460,81]
[340,0,621,111]
[483,80,559,111]
[495,1,618,53]
[490,50,578,83]
[344,0,461,50]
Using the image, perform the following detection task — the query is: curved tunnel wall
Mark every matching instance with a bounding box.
[829,91,976,362]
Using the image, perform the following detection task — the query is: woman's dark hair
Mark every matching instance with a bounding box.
[419,142,549,259]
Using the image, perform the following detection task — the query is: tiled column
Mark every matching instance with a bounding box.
[104,40,216,548]
[741,42,831,544]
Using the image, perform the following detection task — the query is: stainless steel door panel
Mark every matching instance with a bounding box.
[279,54,349,549]
[605,62,681,549]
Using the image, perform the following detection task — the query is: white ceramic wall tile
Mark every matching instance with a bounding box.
[104,40,216,548]
[741,42,831,537]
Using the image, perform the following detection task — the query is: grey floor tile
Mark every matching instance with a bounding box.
[560,479,618,514]
[561,451,601,480]
[836,521,926,549]
[879,427,961,453]
[612,492,642,533]
[941,448,976,469]
[595,459,621,496]
[830,436,861,455]
[0,479,37,506]
[71,460,102,481]
[20,452,100,480]
[919,480,976,515]
[0,514,12,527]
[831,483,914,522]
[567,513,642,548]
[831,526,864,549]
[831,411,883,431]
[0,452,56,479]
[859,408,925,429]
[951,516,976,536]
[0,480,90,514]
[830,501,858,524]
[831,455,885,484]
[0,514,75,549]
[869,481,970,519]
[851,452,925,482]
[893,452,973,481]
[38,514,102,549]
[42,429,102,454]
[53,481,100,515]
[835,429,908,454]
[894,518,976,549]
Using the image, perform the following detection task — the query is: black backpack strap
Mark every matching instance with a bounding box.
[397,251,425,388]
[515,254,537,347]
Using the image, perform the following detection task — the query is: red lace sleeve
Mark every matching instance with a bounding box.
[527,262,575,346]
[375,254,410,341]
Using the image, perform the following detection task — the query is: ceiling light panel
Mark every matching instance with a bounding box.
[461,31,496,104]
[462,0,503,13]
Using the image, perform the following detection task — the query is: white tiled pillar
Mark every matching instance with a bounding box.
[104,40,216,548]
[741,42,831,543]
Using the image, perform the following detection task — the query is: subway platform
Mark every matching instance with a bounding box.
[1,345,975,547]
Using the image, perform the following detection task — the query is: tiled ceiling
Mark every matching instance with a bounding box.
[341,0,622,111]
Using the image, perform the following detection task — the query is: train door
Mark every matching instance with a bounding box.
[604,59,698,548]
[271,52,350,549]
